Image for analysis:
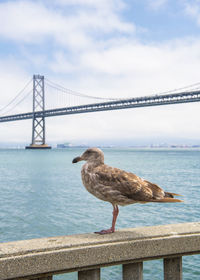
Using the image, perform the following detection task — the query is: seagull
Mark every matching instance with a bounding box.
[72,148,183,234]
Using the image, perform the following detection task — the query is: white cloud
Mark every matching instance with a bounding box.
[81,42,165,75]
[0,58,30,105]
[48,52,77,73]
[77,37,200,95]
[0,0,134,50]
[0,1,59,43]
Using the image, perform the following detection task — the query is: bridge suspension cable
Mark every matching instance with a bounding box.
[45,78,119,101]
[0,78,33,116]
[1,89,33,116]
[155,81,200,95]
[47,78,200,102]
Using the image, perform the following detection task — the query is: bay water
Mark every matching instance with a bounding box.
[0,148,200,279]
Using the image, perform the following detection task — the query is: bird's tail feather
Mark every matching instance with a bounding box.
[165,191,183,197]
[151,197,183,203]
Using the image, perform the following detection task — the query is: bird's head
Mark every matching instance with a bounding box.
[72,148,104,165]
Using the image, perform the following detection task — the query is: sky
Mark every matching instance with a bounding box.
[0,0,200,146]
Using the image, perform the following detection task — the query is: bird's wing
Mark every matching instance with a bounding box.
[94,164,164,202]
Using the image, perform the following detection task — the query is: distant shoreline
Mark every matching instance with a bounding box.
[0,145,200,150]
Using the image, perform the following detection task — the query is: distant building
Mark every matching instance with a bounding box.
[57,142,73,148]
[56,142,89,149]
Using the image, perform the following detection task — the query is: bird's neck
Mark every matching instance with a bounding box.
[84,159,104,169]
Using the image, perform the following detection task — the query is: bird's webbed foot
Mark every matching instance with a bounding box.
[94,228,114,234]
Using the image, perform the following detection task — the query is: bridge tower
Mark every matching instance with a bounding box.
[26,75,51,149]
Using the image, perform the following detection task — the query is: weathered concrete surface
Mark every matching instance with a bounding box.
[0,222,200,280]
[164,257,182,280]
[123,262,143,280]
[78,268,100,280]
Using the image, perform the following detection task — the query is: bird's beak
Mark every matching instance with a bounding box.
[72,156,83,163]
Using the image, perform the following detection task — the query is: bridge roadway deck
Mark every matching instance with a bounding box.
[0,90,200,123]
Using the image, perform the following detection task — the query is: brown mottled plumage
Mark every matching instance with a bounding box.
[72,148,183,234]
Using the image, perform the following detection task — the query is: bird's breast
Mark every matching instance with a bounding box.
[81,163,112,203]
[81,164,98,195]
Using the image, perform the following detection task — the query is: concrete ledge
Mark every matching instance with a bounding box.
[1,222,200,280]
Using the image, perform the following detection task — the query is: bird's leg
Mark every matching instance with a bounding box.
[95,205,119,234]
[111,205,119,231]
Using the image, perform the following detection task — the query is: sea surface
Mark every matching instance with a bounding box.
[0,148,200,279]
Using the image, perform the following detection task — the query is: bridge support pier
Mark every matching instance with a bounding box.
[26,75,51,150]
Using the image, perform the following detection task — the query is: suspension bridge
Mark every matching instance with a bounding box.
[0,74,200,149]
